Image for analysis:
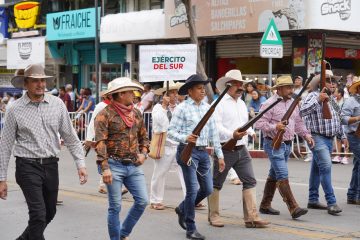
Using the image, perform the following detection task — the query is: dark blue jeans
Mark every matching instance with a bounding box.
[263,138,291,180]
[176,145,213,233]
[347,134,360,201]
[309,134,337,206]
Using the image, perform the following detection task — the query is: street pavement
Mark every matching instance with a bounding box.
[1,148,360,240]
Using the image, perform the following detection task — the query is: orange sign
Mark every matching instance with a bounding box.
[14,1,40,29]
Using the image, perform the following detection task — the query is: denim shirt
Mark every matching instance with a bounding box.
[341,95,360,133]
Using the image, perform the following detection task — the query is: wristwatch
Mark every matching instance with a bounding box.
[143,152,149,159]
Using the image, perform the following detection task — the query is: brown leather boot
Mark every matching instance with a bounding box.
[243,188,270,228]
[259,177,280,215]
[208,188,224,227]
[277,179,308,219]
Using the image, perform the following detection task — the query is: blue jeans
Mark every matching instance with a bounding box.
[263,138,291,180]
[347,134,360,201]
[176,145,213,233]
[309,134,336,206]
[106,159,148,240]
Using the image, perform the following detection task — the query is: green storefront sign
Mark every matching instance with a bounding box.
[46,8,98,41]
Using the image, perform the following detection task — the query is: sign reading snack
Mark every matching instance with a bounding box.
[46,8,97,41]
[139,44,197,82]
[7,36,45,69]
[14,1,40,29]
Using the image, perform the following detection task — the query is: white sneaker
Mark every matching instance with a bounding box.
[304,156,312,162]
[332,156,341,163]
[341,157,349,165]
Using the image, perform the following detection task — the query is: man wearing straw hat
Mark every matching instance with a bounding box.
[0,64,88,240]
[149,80,186,210]
[300,69,346,215]
[95,77,149,240]
[168,74,225,240]
[208,69,269,228]
[255,75,313,219]
[341,77,360,205]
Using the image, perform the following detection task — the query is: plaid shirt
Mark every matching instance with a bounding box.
[300,91,345,139]
[341,95,360,133]
[167,98,224,159]
[95,105,149,170]
[0,93,86,181]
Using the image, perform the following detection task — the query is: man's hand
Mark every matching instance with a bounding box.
[84,141,96,148]
[134,153,146,166]
[186,134,199,144]
[305,135,315,149]
[252,133,257,141]
[342,138,349,151]
[318,88,330,102]
[276,121,287,131]
[218,158,225,173]
[102,169,112,185]
[78,167,88,185]
[0,181,7,200]
[233,130,247,140]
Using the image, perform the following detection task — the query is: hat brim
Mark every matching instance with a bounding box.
[349,81,360,94]
[216,77,251,92]
[178,80,210,95]
[309,74,341,90]
[104,85,144,96]
[270,83,294,90]
[154,85,183,95]
[11,75,54,89]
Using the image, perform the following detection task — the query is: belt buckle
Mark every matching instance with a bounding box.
[39,158,44,164]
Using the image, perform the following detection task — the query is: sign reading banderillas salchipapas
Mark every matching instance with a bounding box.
[139,44,197,82]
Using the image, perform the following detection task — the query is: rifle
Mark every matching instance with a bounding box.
[222,97,283,151]
[355,120,360,138]
[271,74,315,149]
[180,84,231,164]
[321,60,332,119]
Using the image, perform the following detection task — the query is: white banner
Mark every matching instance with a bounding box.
[7,37,45,69]
[139,44,197,82]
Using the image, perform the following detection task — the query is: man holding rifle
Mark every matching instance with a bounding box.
[341,77,360,205]
[207,69,269,228]
[300,70,346,215]
[255,76,313,219]
[168,74,225,240]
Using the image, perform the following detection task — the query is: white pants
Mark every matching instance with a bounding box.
[150,144,186,204]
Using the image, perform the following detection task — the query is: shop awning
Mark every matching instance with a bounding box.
[100,9,165,43]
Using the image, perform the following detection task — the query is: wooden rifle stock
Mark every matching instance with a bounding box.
[271,74,315,149]
[222,97,283,151]
[355,122,360,138]
[321,60,332,119]
[180,84,231,164]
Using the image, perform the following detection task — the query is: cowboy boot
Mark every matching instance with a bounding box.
[277,179,308,219]
[259,177,280,215]
[243,188,270,228]
[207,188,224,227]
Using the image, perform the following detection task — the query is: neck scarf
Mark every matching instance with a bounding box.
[103,99,111,105]
[111,101,135,128]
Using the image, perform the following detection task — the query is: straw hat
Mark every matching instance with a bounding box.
[102,77,144,96]
[271,76,294,90]
[133,90,142,98]
[349,76,360,94]
[216,69,251,92]
[11,64,54,89]
[309,70,341,90]
[178,74,210,95]
[154,80,184,95]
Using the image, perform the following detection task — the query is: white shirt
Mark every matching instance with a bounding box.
[215,94,255,146]
[86,101,108,141]
[152,103,178,145]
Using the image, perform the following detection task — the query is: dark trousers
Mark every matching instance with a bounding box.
[15,158,59,240]
[213,146,257,190]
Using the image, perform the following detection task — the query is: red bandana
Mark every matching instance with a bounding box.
[111,101,135,128]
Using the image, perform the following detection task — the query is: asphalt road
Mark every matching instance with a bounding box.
[1,148,360,240]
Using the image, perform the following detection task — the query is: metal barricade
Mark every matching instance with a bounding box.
[68,112,88,142]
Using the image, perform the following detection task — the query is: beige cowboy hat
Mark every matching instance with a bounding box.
[11,64,54,89]
[103,77,144,96]
[100,78,137,97]
[154,80,184,95]
[309,69,341,90]
[216,69,252,92]
[349,76,360,94]
[271,76,294,90]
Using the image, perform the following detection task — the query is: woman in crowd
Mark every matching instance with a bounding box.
[249,89,267,118]
[243,82,256,108]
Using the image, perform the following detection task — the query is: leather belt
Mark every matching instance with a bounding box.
[179,143,207,151]
[109,155,136,165]
[311,132,333,139]
[16,157,59,165]
[265,137,292,145]
[347,132,355,135]
[233,145,244,151]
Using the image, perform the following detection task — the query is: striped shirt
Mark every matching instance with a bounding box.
[0,93,86,181]
[341,95,360,133]
[167,98,224,159]
[300,91,345,139]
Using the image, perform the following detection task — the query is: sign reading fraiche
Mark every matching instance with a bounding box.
[7,37,45,69]
[46,8,97,41]
[260,19,283,58]
[139,44,197,82]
